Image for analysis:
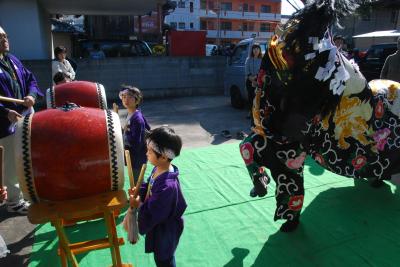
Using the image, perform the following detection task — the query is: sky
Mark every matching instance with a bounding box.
[281,0,305,16]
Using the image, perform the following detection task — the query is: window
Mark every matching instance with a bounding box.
[242,22,248,31]
[178,1,185,8]
[190,2,194,12]
[249,5,255,12]
[231,44,248,64]
[260,23,271,32]
[366,47,383,61]
[178,22,185,29]
[243,3,249,12]
[208,21,215,30]
[200,0,207,9]
[134,42,151,56]
[200,20,207,30]
[190,22,194,29]
[220,21,232,30]
[248,22,255,31]
[220,2,232,11]
[170,22,177,29]
[208,1,214,10]
[260,5,271,13]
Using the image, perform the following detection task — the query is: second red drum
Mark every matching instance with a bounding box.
[46,81,108,109]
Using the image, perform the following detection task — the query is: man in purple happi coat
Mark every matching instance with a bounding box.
[0,26,42,214]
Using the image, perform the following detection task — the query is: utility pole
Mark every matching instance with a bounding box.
[216,0,221,45]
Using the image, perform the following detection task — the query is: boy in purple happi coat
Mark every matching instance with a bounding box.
[119,85,150,183]
[129,127,187,267]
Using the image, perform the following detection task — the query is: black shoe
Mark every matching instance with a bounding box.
[249,186,267,198]
[249,176,268,198]
[280,218,300,232]
[221,130,232,138]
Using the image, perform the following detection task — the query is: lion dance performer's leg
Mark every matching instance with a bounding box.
[240,134,306,232]
[239,134,270,197]
[270,145,305,232]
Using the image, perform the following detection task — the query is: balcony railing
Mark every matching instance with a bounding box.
[207,30,273,39]
[198,9,281,21]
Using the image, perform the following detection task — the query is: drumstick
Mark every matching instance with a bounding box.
[125,150,135,189]
[113,103,119,114]
[132,164,146,198]
[0,96,25,105]
[0,146,3,189]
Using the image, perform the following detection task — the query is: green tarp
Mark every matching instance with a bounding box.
[29,143,400,267]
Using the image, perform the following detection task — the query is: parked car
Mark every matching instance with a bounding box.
[224,37,268,108]
[74,39,152,58]
[358,43,397,81]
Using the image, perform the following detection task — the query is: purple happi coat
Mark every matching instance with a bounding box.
[138,165,187,261]
[123,110,150,170]
[0,53,42,138]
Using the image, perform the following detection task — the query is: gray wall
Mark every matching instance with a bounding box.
[22,56,227,104]
[0,0,52,60]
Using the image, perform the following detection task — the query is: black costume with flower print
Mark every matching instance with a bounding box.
[239,0,400,232]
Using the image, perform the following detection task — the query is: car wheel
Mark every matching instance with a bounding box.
[230,86,244,109]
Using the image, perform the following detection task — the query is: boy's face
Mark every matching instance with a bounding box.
[146,145,169,166]
[120,93,138,109]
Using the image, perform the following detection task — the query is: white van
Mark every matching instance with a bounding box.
[224,37,268,108]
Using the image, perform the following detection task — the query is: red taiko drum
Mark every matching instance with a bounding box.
[46,81,108,109]
[14,104,124,202]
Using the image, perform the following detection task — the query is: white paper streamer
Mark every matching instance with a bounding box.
[304,52,316,60]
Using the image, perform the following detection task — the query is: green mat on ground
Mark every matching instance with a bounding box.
[29,143,400,267]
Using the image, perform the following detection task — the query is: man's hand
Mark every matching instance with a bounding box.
[7,110,22,123]
[23,96,35,108]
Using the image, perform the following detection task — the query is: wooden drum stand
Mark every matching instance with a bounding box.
[28,190,132,267]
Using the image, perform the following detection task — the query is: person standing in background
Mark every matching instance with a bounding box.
[90,43,106,60]
[244,44,262,124]
[52,46,75,82]
[380,37,400,82]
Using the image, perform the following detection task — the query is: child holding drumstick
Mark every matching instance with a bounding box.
[129,127,187,267]
[119,85,150,183]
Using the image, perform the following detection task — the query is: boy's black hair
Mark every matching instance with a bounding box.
[53,72,68,84]
[120,85,143,108]
[54,46,67,56]
[146,127,182,161]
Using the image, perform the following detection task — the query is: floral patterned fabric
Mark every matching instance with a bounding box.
[240,74,400,222]
[308,79,400,179]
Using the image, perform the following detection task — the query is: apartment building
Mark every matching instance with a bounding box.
[165,0,281,44]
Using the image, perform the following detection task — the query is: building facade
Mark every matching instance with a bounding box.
[335,0,399,49]
[165,0,281,44]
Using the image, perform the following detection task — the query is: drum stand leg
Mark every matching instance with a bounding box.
[104,210,123,267]
[54,219,79,267]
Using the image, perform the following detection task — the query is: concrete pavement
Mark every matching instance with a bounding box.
[0,95,249,267]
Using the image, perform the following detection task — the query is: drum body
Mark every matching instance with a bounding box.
[14,105,124,202]
[46,81,108,109]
